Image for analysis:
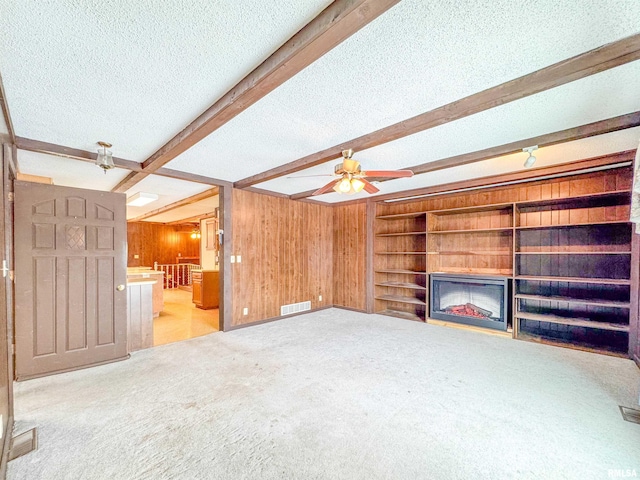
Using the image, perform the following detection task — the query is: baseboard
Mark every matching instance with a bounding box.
[634,353,640,370]
[0,414,13,478]
[227,306,334,331]
[16,354,130,382]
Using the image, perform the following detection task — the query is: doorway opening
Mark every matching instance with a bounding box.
[126,192,221,347]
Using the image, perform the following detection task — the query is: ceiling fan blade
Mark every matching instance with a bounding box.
[312,179,340,196]
[361,169,414,178]
[361,178,379,194]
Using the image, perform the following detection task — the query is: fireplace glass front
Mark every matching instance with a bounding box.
[430,274,509,330]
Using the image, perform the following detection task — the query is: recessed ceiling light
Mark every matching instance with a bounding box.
[127,192,159,207]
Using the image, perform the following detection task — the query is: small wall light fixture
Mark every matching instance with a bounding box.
[96,141,115,173]
[523,145,538,168]
[190,229,201,239]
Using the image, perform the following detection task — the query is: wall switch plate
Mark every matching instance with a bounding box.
[319,295,322,301]
[231,256,235,263]
[237,255,242,263]
[243,307,248,315]
[133,254,139,259]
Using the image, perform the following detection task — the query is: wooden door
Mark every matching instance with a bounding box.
[14,181,128,380]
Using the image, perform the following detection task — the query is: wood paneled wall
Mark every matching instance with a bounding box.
[231,189,334,326]
[127,222,200,266]
[333,202,367,311]
[378,168,632,216]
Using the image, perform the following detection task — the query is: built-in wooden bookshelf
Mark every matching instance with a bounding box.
[374,211,427,321]
[513,190,633,356]
[427,204,514,276]
[373,165,637,358]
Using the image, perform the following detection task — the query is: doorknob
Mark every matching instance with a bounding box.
[116,284,125,291]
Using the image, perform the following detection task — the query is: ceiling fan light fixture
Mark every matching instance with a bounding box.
[96,141,115,173]
[338,177,352,193]
[351,178,366,193]
[523,145,538,168]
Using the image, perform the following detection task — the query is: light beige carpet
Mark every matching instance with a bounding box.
[8,309,640,479]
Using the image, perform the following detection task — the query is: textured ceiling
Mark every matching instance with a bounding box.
[3,0,640,209]
[309,126,640,204]
[166,0,640,181]
[257,61,640,196]
[17,150,131,191]
[124,175,212,220]
[0,0,331,160]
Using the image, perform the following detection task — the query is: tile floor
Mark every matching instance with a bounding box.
[153,288,219,346]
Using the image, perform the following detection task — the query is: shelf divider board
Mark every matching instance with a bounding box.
[515,311,629,332]
[375,281,426,290]
[515,293,630,309]
[376,269,427,274]
[429,227,514,234]
[375,294,426,305]
[516,220,630,230]
[515,275,631,285]
[515,251,632,255]
[376,231,426,237]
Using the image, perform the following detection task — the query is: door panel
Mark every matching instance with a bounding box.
[14,181,128,380]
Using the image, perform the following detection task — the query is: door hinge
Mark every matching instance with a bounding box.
[7,192,13,202]
[1,260,8,278]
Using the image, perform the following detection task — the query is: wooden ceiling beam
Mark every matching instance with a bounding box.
[112,0,401,193]
[289,111,640,200]
[128,187,219,222]
[13,137,229,187]
[15,137,143,171]
[0,71,15,144]
[237,32,640,189]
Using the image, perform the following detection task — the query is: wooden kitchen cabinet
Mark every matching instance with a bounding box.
[192,270,219,309]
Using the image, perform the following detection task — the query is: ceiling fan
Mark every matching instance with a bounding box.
[295,149,414,196]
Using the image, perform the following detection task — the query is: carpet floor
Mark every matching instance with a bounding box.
[7,309,640,479]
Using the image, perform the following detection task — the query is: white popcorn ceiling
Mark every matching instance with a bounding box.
[167,0,640,181]
[0,0,331,159]
[124,175,212,220]
[257,61,640,196]
[2,0,640,208]
[17,150,132,190]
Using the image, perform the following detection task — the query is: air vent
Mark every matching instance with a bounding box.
[280,301,311,316]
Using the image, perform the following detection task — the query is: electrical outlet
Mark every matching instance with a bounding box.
[319,295,322,301]
[236,255,242,263]
[230,255,235,263]
[243,307,248,315]
[134,254,139,259]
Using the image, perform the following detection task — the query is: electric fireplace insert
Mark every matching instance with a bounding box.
[430,273,510,331]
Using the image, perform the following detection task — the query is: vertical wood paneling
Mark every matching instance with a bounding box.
[231,190,334,326]
[333,202,367,310]
[126,222,200,266]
